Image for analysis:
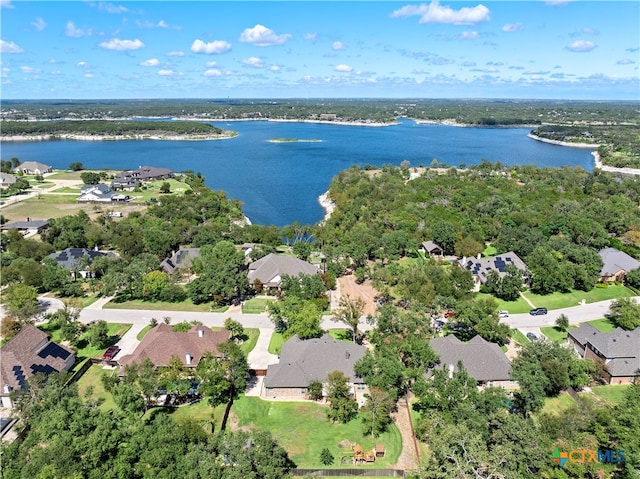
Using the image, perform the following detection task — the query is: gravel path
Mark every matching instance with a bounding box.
[390,396,420,473]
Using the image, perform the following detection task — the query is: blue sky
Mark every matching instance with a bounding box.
[1,1,638,100]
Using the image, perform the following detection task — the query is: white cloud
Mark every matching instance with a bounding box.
[243,56,265,68]
[66,21,92,38]
[617,59,635,65]
[0,40,23,53]
[158,69,180,76]
[304,33,318,42]
[84,73,95,78]
[391,1,490,25]
[566,40,596,52]
[99,38,144,51]
[332,41,345,50]
[456,31,479,40]
[0,1,14,8]
[97,2,128,14]
[20,66,41,74]
[140,58,160,66]
[270,65,281,72]
[205,61,218,67]
[166,51,185,57]
[239,24,291,46]
[157,20,169,28]
[502,23,521,32]
[76,61,88,68]
[335,64,353,72]
[31,17,47,31]
[191,39,231,54]
[204,69,222,76]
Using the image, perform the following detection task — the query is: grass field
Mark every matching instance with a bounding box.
[127,178,192,202]
[242,297,273,314]
[540,325,577,343]
[39,322,131,360]
[538,392,575,417]
[587,318,617,333]
[76,364,117,411]
[104,298,212,312]
[477,293,531,314]
[511,328,530,345]
[588,385,630,405]
[268,331,286,355]
[231,396,402,469]
[523,285,634,310]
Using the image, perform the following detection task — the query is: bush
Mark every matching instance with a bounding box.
[159,283,187,302]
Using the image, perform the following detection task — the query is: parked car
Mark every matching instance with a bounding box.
[529,307,548,316]
[102,346,120,360]
[526,332,538,342]
[498,310,509,318]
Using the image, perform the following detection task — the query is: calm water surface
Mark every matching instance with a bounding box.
[1,119,595,226]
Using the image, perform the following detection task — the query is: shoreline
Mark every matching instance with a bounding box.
[318,191,336,222]
[526,133,600,149]
[0,132,237,142]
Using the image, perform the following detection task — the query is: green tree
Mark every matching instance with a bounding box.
[555,313,570,332]
[160,181,171,193]
[268,296,323,339]
[224,317,246,342]
[331,295,365,342]
[325,370,358,423]
[80,171,102,185]
[308,379,324,401]
[2,283,39,324]
[607,297,640,330]
[320,447,335,465]
[69,162,84,171]
[360,387,395,437]
[86,320,110,348]
[143,270,169,300]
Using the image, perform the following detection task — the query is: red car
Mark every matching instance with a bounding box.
[102,346,120,360]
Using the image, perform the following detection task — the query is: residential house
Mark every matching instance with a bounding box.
[1,219,49,236]
[118,324,231,370]
[0,325,75,408]
[248,253,318,290]
[459,251,528,290]
[13,161,52,175]
[263,334,368,402]
[598,247,640,283]
[420,241,444,257]
[111,166,174,190]
[160,247,201,275]
[567,324,640,385]
[0,172,17,188]
[428,335,518,390]
[48,247,113,278]
[78,183,129,203]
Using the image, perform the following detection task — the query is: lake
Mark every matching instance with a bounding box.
[1,119,595,226]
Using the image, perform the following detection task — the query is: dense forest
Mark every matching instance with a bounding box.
[2,161,640,478]
[1,120,230,139]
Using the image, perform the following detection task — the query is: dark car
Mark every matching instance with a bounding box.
[529,307,548,316]
[526,332,538,342]
[102,346,120,360]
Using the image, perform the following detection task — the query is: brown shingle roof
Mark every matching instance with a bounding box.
[118,324,231,369]
[0,325,75,394]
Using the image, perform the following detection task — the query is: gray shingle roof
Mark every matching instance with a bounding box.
[459,252,528,284]
[598,248,640,276]
[48,248,111,270]
[160,247,201,274]
[248,253,318,287]
[428,335,512,382]
[264,334,366,388]
[1,219,49,231]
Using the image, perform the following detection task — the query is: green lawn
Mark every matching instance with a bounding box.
[268,331,285,355]
[328,329,354,342]
[76,364,117,411]
[242,297,273,314]
[137,325,153,340]
[239,328,260,356]
[38,322,131,359]
[127,178,192,202]
[587,318,617,333]
[104,298,212,312]
[53,187,82,193]
[477,293,531,314]
[538,392,575,417]
[511,328,530,345]
[482,245,497,257]
[231,396,402,469]
[588,385,631,405]
[540,325,577,343]
[523,285,634,311]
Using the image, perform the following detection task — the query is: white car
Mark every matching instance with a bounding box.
[498,310,509,318]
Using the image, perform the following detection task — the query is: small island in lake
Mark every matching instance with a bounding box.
[268,138,322,143]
